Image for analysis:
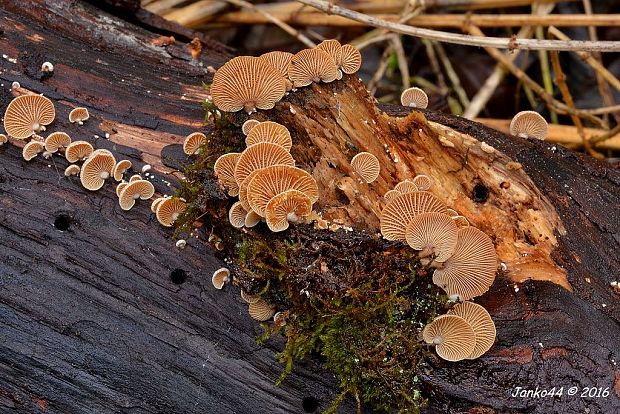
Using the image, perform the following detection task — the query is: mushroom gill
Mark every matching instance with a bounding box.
[156,197,186,227]
[288,48,338,88]
[183,132,207,155]
[65,141,94,163]
[112,159,132,181]
[80,150,116,191]
[242,119,260,135]
[212,267,231,290]
[248,299,276,321]
[69,107,90,125]
[350,151,380,183]
[229,201,248,228]
[213,152,241,196]
[412,174,433,191]
[22,140,44,161]
[245,121,292,151]
[118,179,155,211]
[380,191,448,241]
[422,314,476,362]
[64,164,81,177]
[509,110,548,140]
[233,142,295,185]
[265,189,312,232]
[448,301,496,359]
[400,87,429,109]
[44,131,71,153]
[405,212,458,263]
[4,95,55,139]
[394,180,419,194]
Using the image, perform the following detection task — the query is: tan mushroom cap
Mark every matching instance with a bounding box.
[265,189,312,232]
[384,189,401,202]
[248,299,276,321]
[400,87,429,109]
[112,159,132,181]
[288,48,338,88]
[4,95,55,139]
[241,289,260,304]
[129,174,142,183]
[412,174,433,191]
[448,301,496,359]
[394,180,419,194]
[0,134,7,145]
[244,210,261,228]
[183,132,207,155]
[44,131,71,153]
[351,152,380,183]
[405,212,458,262]
[446,208,459,217]
[259,51,294,77]
[212,267,231,290]
[65,141,94,163]
[234,142,295,185]
[242,119,260,135]
[316,39,343,78]
[509,110,548,140]
[422,314,476,362]
[452,215,470,228]
[229,201,248,228]
[156,197,186,227]
[211,56,286,114]
[22,140,44,161]
[432,227,498,300]
[380,191,448,241]
[80,150,116,191]
[239,168,265,211]
[116,181,128,197]
[247,165,318,216]
[64,164,81,177]
[214,152,241,197]
[340,44,362,75]
[150,196,165,213]
[69,107,90,124]
[245,121,292,151]
[119,179,155,210]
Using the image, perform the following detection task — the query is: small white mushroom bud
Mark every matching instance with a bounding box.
[11,81,20,90]
[176,239,187,249]
[41,62,54,72]
[141,164,152,173]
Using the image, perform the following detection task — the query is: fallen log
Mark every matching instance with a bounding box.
[0,1,618,413]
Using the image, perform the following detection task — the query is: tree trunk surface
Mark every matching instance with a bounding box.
[0,1,618,414]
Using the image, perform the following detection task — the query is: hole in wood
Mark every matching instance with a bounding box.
[170,268,187,285]
[54,214,72,231]
[472,183,490,202]
[302,396,319,412]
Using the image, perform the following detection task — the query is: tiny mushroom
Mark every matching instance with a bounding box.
[234,142,295,186]
[210,56,286,114]
[339,44,362,75]
[316,39,343,79]
[4,95,55,139]
[229,201,248,228]
[80,149,116,191]
[112,159,132,181]
[64,164,81,177]
[265,189,312,232]
[213,152,241,196]
[65,140,93,163]
[350,152,380,183]
[22,140,44,161]
[288,48,338,88]
[405,212,458,262]
[394,180,418,194]
[0,134,7,145]
[116,181,128,197]
[422,314,476,362]
[150,196,165,213]
[69,107,90,125]
[248,299,276,321]
[400,87,429,109]
[156,197,186,227]
[380,191,448,241]
[212,267,230,289]
[383,189,401,202]
[41,62,54,72]
[448,301,496,359]
[412,174,433,191]
[118,179,155,210]
[129,174,142,183]
[259,51,294,90]
[244,210,261,228]
[242,119,260,135]
[183,132,207,155]
[241,289,260,304]
[245,121,292,151]
[44,131,71,153]
[509,110,548,140]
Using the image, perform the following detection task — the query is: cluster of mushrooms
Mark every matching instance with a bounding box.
[379,177,498,361]
[1,93,186,228]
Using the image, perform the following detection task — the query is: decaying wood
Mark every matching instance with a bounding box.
[1,1,619,413]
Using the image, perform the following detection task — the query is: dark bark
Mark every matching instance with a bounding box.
[1,1,619,414]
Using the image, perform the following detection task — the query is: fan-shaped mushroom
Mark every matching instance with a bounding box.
[380,191,448,241]
[234,142,295,185]
[65,141,94,163]
[116,181,128,197]
[265,189,312,232]
[248,299,276,321]
[150,196,165,213]
[212,267,230,290]
[229,201,248,228]
[242,119,260,135]
[0,134,7,145]
[384,189,401,202]
[422,314,476,362]
[129,174,142,183]
[394,180,418,194]
[156,197,186,227]
[316,39,343,79]
[432,227,498,300]
[245,210,261,228]
[213,152,241,197]
[340,44,362,75]
[509,110,548,140]
[64,164,80,177]
[288,48,338,88]
[245,121,292,151]
[112,159,132,181]
[247,165,318,216]
[4,95,55,139]
[183,132,207,155]
[400,87,429,109]
[412,174,433,191]
[44,132,71,153]
[405,212,458,262]
[119,179,155,210]
[448,301,496,359]
[259,51,294,90]
[69,107,89,125]
[22,140,44,161]
[211,56,286,114]
[241,289,260,304]
[238,168,265,211]
[351,152,380,183]
[80,150,116,191]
